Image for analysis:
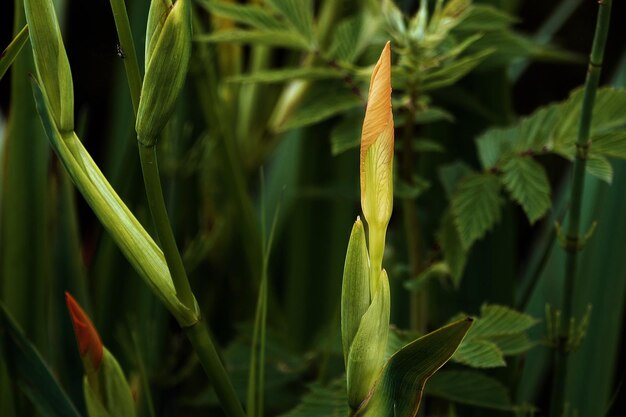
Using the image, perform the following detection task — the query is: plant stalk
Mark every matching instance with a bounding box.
[185,321,247,417]
[549,1,613,416]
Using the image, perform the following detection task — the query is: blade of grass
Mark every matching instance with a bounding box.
[0,25,28,81]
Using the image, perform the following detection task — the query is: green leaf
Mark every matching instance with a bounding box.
[330,112,363,155]
[426,370,515,410]
[452,339,505,368]
[0,25,29,81]
[341,218,371,366]
[264,0,315,46]
[470,304,538,338]
[590,131,626,159]
[437,210,468,287]
[451,173,504,249]
[198,0,284,30]
[355,318,473,417]
[394,175,431,200]
[0,304,82,417]
[278,379,349,417]
[84,349,136,417]
[329,15,375,64]
[586,155,613,184]
[490,333,536,355]
[475,88,626,180]
[280,86,363,131]
[501,156,551,223]
[228,67,342,84]
[195,30,309,50]
[438,161,472,199]
[347,272,390,409]
[457,5,517,31]
[404,262,450,292]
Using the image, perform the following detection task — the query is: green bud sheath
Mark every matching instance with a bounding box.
[83,349,136,417]
[136,0,191,145]
[346,269,390,410]
[23,0,74,132]
[341,217,371,367]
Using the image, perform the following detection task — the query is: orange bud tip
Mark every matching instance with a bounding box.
[65,291,103,369]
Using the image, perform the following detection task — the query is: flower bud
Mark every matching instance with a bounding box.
[360,41,394,230]
[24,0,74,131]
[65,292,103,372]
[136,0,192,146]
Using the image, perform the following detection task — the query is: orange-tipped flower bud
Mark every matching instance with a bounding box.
[360,41,394,230]
[65,292,103,370]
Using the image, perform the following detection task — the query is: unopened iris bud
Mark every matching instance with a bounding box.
[24,0,74,131]
[360,41,394,231]
[65,292,136,417]
[136,0,192,146]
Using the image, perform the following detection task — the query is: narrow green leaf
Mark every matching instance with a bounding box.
[264,0,315,46]
[199,0,285,30]
[501,156,551,223]
[356,318,473,417]
[347,272,390,409]
[195,30,309,49]
[341,218,370,366]
[0,304,81,417]
[0,25,29,80]
[451,173,504,249]
[426,370,514,410]
[457,5,517,31]
[421,50,493,91]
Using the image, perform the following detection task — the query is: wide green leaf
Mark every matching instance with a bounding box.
[501,156,551,223]
[452,338,505,368]
[0,25,29,81]
[355,318,473,417]
[471,304,538,337]
[0,304,81,417]
[278,379,349,417]
[451,173,504,249]
[426,370,514,410]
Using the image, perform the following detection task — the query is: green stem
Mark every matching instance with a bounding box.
[185,321,247,417]
[108,0,142,115]
[550,1,613,416]
[137,143,195,311]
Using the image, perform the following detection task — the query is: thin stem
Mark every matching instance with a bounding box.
[108,0,142,115]
[550,1,613,416]
[185,322,247,417]
[137,143,195,311]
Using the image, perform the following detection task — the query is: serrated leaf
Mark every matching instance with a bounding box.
[198,0,284,30]
[438,161,472,199]
[278,379,349,417]
[586,155,613,184]
[426,370,514,410]
[490,333,536,355]
[264,0,315,46]
[228,67,342,84]
[356,318,473,417]
[0,304,82,417]
[0,25,29,81]
[437,210,467,287]
[451,173,503,249]
[452,339,505,368]
[471,305,538,338]
[501,156,551,223]
[195,30,309,50]
[475,88,626,181]
[590,131,626,159]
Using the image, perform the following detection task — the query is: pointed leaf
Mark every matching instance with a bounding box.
[0,304,81,417]
[501,156,551,223]
[451,173,504,249]
[0,25,29,81]
[471,304,538,338]
[264,0,315,46]
[356,318,473,417]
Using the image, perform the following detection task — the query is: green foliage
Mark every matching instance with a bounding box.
[453,305,538,368]
[501,156,551,223]
[0,305,81,417]
[278,379,348,417]
[451,173,504,250]
[0,25,28,80]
